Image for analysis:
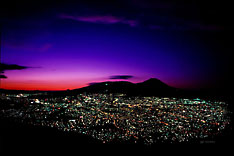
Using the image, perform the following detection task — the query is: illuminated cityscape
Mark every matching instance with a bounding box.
[0,0,233,152]
[0,93,231,145]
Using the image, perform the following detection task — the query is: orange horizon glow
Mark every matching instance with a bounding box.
[0,82,87,91]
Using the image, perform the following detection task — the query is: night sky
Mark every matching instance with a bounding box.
[0,0,232,91]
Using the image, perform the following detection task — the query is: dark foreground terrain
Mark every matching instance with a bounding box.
[0,118,102,151]
[0,116,233,154]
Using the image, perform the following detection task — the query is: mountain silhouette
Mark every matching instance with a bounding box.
[73,81,135,94]
[135,78,176,96]
[71,78,176,96]
[1,78,232,99]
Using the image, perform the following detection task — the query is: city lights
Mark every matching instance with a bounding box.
[0,93,231,145]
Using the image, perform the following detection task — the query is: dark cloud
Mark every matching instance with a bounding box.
[109,75,134,80]
[0,75,7,79]
[0,63,28,79]
[88,75,134,86]
[0,63,28,71]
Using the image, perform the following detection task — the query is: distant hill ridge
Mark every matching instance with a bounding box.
[1,78,232,99]
[73,78,176,96]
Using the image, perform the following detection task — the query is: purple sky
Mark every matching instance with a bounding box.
[0,0,232,90]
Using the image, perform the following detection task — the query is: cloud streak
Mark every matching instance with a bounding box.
[0,63,29,79]
[109,75,134,80]
[59,14,138,27]
[0,75,7,79]
[59,13,223,31]
[0,63,28,71]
